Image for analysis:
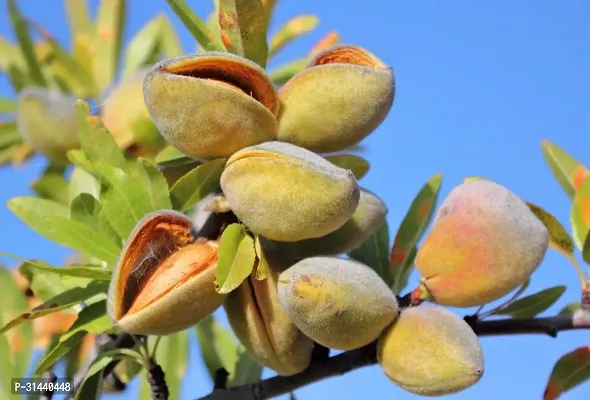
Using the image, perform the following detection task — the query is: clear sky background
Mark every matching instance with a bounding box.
[1,1,590,399]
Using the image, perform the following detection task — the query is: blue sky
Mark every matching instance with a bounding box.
[1,0,590,399]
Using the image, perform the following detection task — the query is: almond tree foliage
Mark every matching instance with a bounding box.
[0,1,589,400]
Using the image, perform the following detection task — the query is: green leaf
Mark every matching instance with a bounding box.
[8,196,121,264]
[0,121,20,148]
[166,0,224,51]
[75,349,143,400]
[65,0,94,39]
[0,96,16,113]
[23,262,111,281]
[253,235,270,280]
[544,346,590,400]
[155,145,196,167]
[7,0,46,86]
[68,149,98,175]
[93,160,156,240]
[71,193,121,247]
[121,14,163,78]
[491,286,566,319]
[169,158,225,212]
[390,173,442,285]
[31,164,69,205]
[348,221,393,286]
[219,0,269,67]
[527,202,576,261]
[583,233,590,266]
[571,177,590,250]
[60,301,112,341]
[76,100,127,171]
[0,35,25,72]
[195,315,241,382]
[136,158,172,210]
[227,347,263,387]
[152,331,189,400]
[391,245,417,295]
[0,280,108,335]
[269,15,318,58]
[18,260,67,302]
[215,224,256,294]
[324,154,370,180]
[559,302,581,316]
[94,0,127,91]
[34,331,88,376]
[40,33,98,96]
[541,139,589,199]
[269,57,309,86]
[67,166,101,204]
[203,0,224,53]
[159,14,184,57]
[0,264,33,388]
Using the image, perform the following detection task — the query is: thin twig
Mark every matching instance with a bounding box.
[197,313,590,400]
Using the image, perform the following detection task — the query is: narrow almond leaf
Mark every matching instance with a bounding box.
[68,149,98,175]
[7,0,46,86]
[31,164,69,205]
[559,302,581,316]
[169,158,226,212]
[195,315,240,382]
[35,331,88,376]
[22,262,111,281]
[0,97,16,113]
[228,347,263,387]
[541,139,590,199]
[93,160,156,240]
[390,173,443,282]
[136,158,172,210]
[324,154,370,180]
[215,224,256,294]
[491,286,566,318]
[65,0,94,38]
[70,193,121,247]
[159,14,184,57]
[166,0,224,51]
[219,0,268,67]
[544,346,590,400]
[527,202,577,264]
[203,0,225,53]
[571,177,590,250]
[309,30,340,55]
[151,331,189,400]
[18,260,68,302]
[348,221,393,286]
[155,145,196,167]
[0,264,33,385]
[94,0,126,91]
[7,197,121,264]
[0,280,108,335]
[583,234,590,266]
[0,36,25,72]
[67,166,101,205]
[254,235,270,280]
[0,122,20,148]
[121,14,163,78]
[269,57,309,86]
[76,100,127,171]
[59,301,112,342]
[269,15,318,57]
[391,245,417,295]
[7,64,32,92]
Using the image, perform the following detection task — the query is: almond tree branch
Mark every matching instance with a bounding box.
[197,311,590,400]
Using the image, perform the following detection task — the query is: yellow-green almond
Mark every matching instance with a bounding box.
[278,44,394,153]
[377,305,484,396]
[262,188,387,263]
[220,141,360,242]
[277,256,398,350]
[224,250,314,376]
[101,68,164,150]
[107,210,226,335]
[143,52,279,159]
[17,87,79,163]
